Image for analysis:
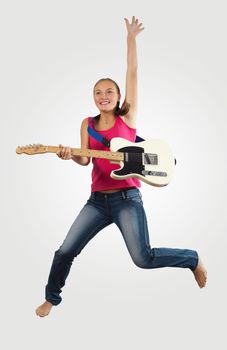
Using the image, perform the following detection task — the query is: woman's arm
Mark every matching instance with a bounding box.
[57,118,91,166]
[123,16,144,128]
[71,118,91,165]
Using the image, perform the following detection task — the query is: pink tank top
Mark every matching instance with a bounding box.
[88,116,141,192]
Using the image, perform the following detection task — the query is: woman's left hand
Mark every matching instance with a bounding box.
[124,16,144,38]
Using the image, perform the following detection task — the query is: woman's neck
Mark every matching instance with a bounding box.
[94,113,117,131]
[99,112,116,125]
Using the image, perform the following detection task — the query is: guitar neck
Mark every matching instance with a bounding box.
[46,146,124,162]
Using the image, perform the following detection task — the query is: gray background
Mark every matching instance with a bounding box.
[1,0,226,349]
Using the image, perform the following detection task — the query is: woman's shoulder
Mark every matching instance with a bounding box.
[80,118,90,135]
[118,115,136,130]
[81,117,91,126]
[119,115,125,123]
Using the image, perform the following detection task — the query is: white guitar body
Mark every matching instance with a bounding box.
[110,137,176,187]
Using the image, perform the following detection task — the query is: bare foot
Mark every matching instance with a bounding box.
[36,301,53,317]
[192,257,207,288]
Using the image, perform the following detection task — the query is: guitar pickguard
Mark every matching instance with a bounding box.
[113,146,145,176]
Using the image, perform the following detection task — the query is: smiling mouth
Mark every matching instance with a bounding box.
[100,101,110,105]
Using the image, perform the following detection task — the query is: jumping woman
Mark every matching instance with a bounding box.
[36,16,207,317]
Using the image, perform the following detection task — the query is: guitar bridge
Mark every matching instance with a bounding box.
[142,170,167,177]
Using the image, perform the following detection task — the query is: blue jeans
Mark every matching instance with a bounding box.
[45,188,198,305]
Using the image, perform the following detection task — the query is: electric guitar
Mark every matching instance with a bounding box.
[16,137,176,187]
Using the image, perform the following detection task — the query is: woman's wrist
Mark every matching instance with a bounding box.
[71,155,90,166]
[127,34,136,41]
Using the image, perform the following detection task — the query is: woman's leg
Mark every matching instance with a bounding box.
[112,189,206,286]
[36,199,110,316]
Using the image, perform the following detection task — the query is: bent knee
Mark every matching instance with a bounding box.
[132,257,151,269]
[132,251,155,269]
[54,248,76,262]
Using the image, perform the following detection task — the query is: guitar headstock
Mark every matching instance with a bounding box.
[16,144,48,155]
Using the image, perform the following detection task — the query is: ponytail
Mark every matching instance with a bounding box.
[114,99,130,116]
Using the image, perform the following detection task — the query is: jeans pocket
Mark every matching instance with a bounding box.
[126,192,143,205]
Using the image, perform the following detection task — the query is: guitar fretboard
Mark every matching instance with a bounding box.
[46,146,124,162]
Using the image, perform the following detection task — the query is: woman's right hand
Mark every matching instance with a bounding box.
[56,144,72,160]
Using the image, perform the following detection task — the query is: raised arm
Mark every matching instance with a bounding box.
[123,16,144,128]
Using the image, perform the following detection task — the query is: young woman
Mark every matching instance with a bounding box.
[36,16,207,317]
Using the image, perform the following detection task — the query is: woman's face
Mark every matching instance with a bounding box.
[93,80,121,113]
